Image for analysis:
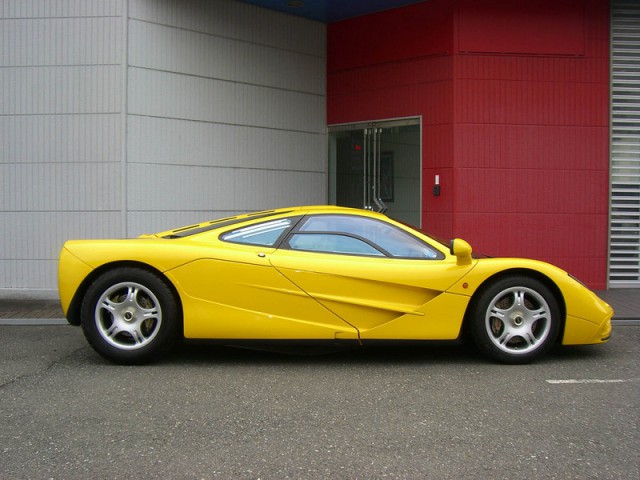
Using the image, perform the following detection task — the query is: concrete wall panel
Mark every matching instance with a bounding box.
[129,20,324,95]
[1,0,327,296]
[128,116,325,172]
[125,0,327,239]
[1,1,125,296]
[129,0,325,57]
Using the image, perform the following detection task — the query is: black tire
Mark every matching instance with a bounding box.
[80,267,181,364]
[469,275,561,364]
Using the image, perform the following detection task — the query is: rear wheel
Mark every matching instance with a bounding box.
[81,267,180,364]
[469,276,561,364]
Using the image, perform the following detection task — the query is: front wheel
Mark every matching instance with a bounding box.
[469,276,561,364]
[80,267,181,364]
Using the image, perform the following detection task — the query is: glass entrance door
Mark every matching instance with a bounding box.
[329,118,421,227]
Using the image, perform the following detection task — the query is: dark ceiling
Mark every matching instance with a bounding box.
[238,0,423,23]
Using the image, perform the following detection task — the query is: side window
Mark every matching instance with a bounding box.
[220,218,294,247]
[295,215,441,259]
[288,233,385,256]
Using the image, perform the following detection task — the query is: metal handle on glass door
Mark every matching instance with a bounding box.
[363,128,372,210]
[373,128,388,213]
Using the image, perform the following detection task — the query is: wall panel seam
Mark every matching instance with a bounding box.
[127,18,325,60]
[126,163,326,174]
[129,65,326,97]
[127,113,327,135]
[0,15,121,20]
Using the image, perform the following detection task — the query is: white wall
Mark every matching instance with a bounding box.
[0,0,125,296]
[125,0,327,235]
[0,0,327,297]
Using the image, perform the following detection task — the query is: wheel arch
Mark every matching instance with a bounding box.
[461,268,567,344]
[66,261,183,329]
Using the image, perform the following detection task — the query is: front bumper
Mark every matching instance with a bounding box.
[562,302,613,345]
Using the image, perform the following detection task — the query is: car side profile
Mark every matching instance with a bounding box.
[58,206,613,364]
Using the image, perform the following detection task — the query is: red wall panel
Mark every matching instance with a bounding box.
[455,212,608,288]
[327,52,454,125]
[457,0,586,55]
[328,0,453,73]
[455,78,608,126]
[452,0,610,288]
[455,125,608,171]
[327,0,610,288]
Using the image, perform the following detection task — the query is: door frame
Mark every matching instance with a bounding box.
[328,116,423,227]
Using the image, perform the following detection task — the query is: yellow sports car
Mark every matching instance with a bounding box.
[58,206,612,365]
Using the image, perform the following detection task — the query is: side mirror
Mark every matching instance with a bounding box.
[449,238,473,266]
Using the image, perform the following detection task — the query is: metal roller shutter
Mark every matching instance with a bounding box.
[610,0,640,287]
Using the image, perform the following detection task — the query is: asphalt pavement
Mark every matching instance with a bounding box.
[0,323,638,479]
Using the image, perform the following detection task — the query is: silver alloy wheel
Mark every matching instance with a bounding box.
[94,281,162,350]
[484,286,552,355]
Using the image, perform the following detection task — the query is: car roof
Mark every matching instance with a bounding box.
[149,205,385,238]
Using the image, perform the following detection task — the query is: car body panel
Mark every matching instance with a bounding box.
[166,257,359,340]
[444,257,613,344]
[58,246,94,316]
[58,205,613,350]
[270,248,476,338]
[360,292,472,340]
[563,314,612,345]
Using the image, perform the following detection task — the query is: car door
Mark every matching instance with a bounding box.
[168,216,359,340]
[269,214,477,340]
